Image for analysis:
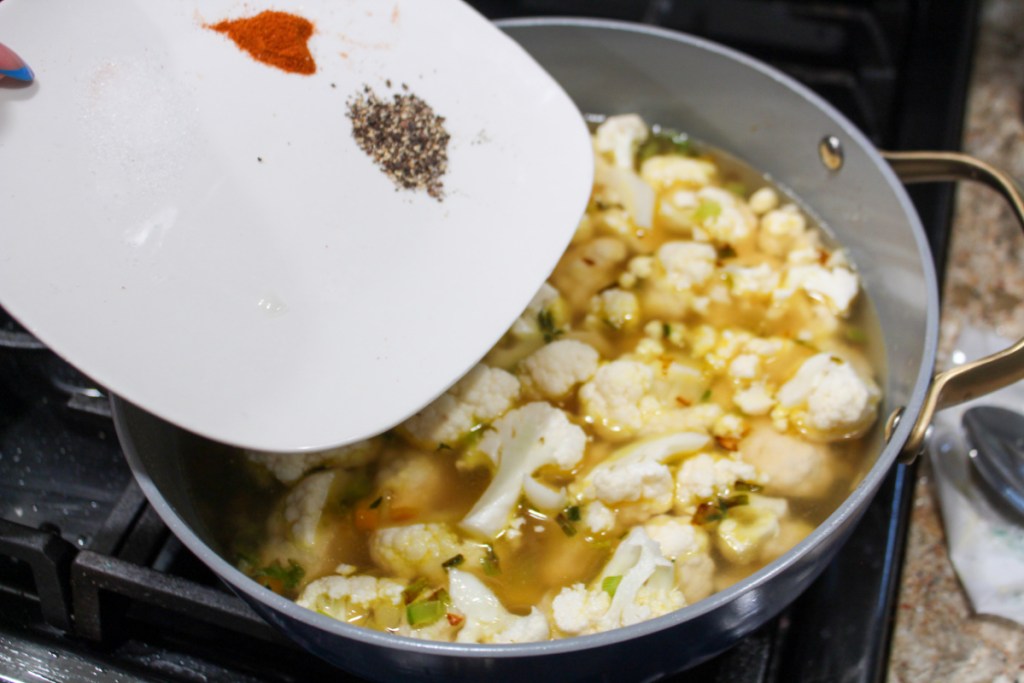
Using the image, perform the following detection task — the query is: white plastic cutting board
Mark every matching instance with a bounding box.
[0,0,592,451]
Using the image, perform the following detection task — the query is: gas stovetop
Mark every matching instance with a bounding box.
[0,1,979,681]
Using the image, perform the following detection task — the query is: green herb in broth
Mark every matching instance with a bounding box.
[197,113,886,644]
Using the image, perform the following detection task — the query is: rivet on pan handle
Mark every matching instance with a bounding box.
[883,151,1024,464]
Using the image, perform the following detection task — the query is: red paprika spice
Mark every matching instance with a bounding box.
[209,11,316,75]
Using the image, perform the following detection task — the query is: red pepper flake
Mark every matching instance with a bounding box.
[446,612,465,626]
[209,11,316,75]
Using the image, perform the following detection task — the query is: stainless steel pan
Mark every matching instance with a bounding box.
[112,18,1024,683]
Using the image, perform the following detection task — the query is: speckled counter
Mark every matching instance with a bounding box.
[886,0,1024,681]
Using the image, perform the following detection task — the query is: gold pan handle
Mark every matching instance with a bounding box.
[882,151,1024,463]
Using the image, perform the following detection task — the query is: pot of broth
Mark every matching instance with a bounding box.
[111,18,1024,683]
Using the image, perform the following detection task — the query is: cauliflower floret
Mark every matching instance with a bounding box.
[691,187,756,245]
[733,383,776,416]
[725,262,780,298]
[780,264,860,316]
[774,353,880,440]
[656,241,717,291]
[741,424,838,498]
[747,187,779,215]
[579,359,656,440]
[509,283,564,339]
[370,523,485,583]
[552,237,630,311]
[639,403,724,438]
[593,156,656,230]
[401,365,520,450]
[583,500,616,534]
[758,204,807,256]
[715,495,788,564]
[551,527,685,635]
[728,353,760,380]
[577,432,709,525]
[674,452,762,511]
[247,438,381,485]
[588,288,641,331]
[461,403,586,538]
[298,574,408,631]
[594,114,649,169]
[519,339,600,400]
[640,155,717,191]
[643,515,715,604]
[447,569,550,643]
[283,470,337,547]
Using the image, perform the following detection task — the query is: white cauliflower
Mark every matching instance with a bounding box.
[774,353,880,440]
[640,155,717,191]
[747,187,779,215]
[552,237,630,311]
[741,425,838,498]
[577,432,709,525]
[758,203,807,256]
[588,288,640,331]
[593,114,649,169]
[656,241,717,291]
[593,156,656,230]
[643,515,715,604]
[401,364,520,450]
[247,438,381,485]
[674,452,762,511]
[509,283,564,339]
[519,339,600,400]
[780,264,860,316]
[298,573,407,631]
[283,470,336,547]
[733,383,776,416]
[447,569,550,644]
[551,527,685,635]
[460,403,586,539]
[690,187,756,245]
[583,501,616,534]
[579,359,656,440]
[370,523,486,583]
[715,494,788,564]
[725,263,780,298]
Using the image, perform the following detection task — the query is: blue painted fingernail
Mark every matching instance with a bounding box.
[0,65,33,82]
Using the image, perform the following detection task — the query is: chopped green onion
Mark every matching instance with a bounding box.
[442,554,465,569]
[602,575,623,598]
[407,600,446,627]
[252,559,305,591]
[481,545,501,576]
[538,309,563,343]
[436,442,453,451]
[720,494,750,509]
[662,322,672,339]
[402,577,430,604]
[700,388,713,403]
[555,512,578,537]
[734,481,763,493]
[566,505,582,522]
[845,326,868,344]
[694,199,722,223]
[692,500,726,525]
[338,472,373,507]
[725,181,748,197]
[636,129,694,167]
[369,496,383,509]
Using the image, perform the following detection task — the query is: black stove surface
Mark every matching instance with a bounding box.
[0,1,979,681]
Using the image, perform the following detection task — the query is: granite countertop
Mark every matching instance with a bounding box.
[887,0,1024,680]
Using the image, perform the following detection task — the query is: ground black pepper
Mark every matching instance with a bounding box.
[346,86,450,201]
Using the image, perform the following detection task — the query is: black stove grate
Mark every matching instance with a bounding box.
[0,0,979,680]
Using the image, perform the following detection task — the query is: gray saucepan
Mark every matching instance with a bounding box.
[111,18,1024,683]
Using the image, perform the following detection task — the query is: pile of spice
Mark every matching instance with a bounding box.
[209,11,316,75]
[347,86,450,201]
